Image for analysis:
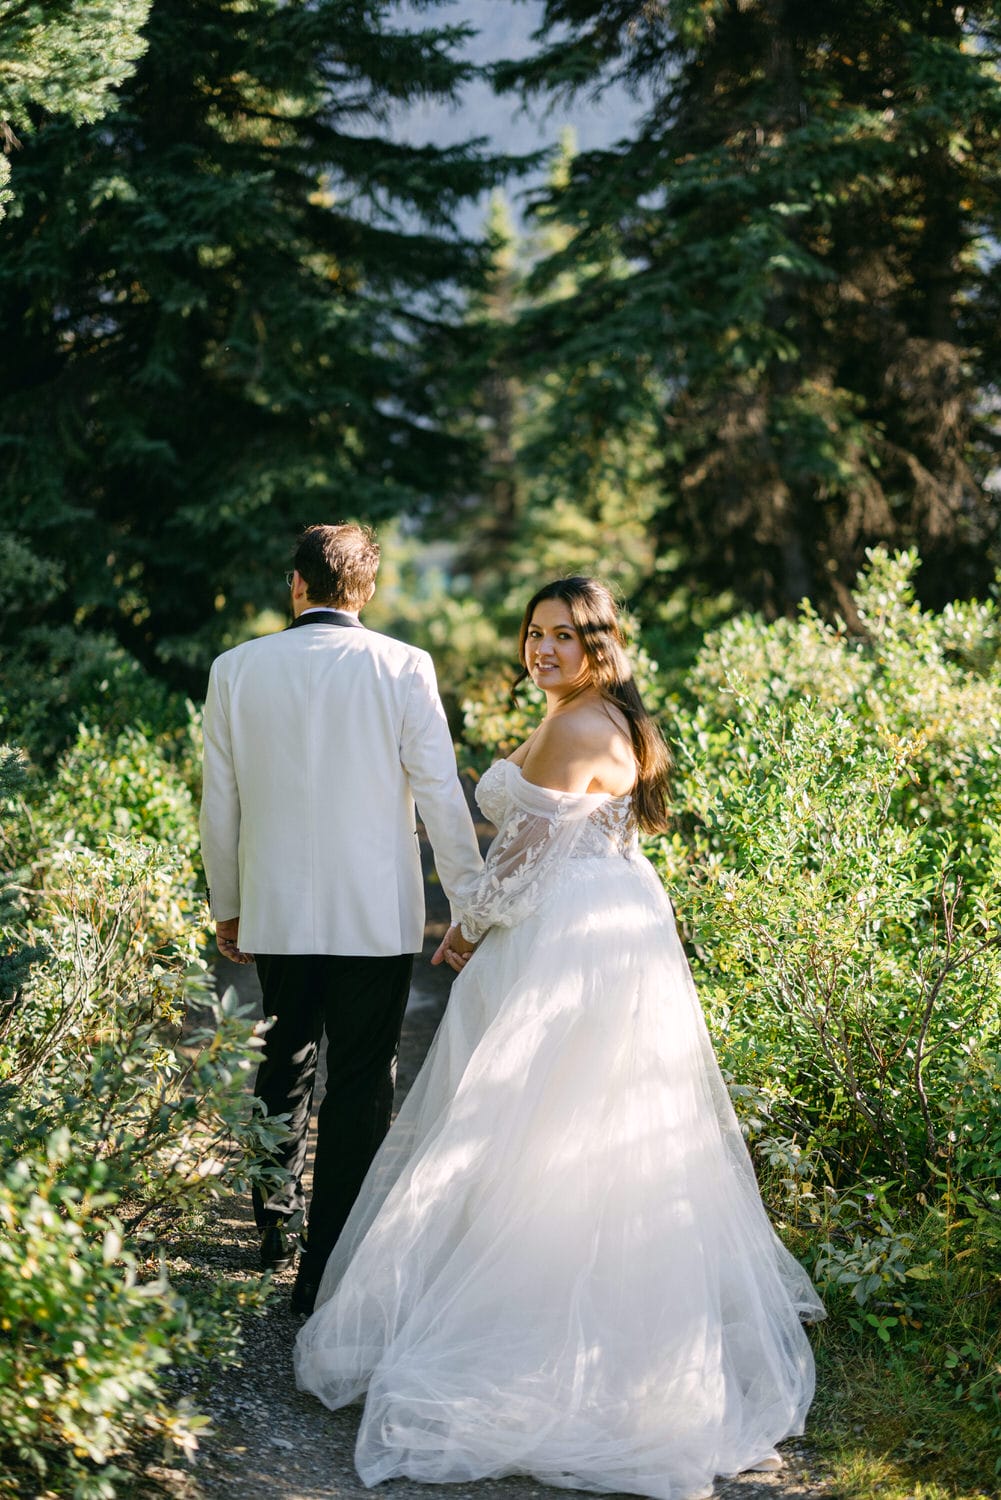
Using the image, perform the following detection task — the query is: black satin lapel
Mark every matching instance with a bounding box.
[286,611,364,630]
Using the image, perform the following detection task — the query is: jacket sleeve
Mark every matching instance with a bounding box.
[399,651,483,922]
[198,659,242,921]
[458,776,600,943]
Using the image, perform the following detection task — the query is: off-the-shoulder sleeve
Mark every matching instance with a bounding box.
[459,773,605,943]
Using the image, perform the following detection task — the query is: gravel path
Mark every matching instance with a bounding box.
[159,836,835,1500]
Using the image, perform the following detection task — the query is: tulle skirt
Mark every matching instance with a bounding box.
[294,854,824,1500]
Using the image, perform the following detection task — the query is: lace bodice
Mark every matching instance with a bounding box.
[475,761,637,857]
[569,791,637,860]
[458,760,638,943]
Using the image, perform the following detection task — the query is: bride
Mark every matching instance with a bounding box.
[294,576,824,1500]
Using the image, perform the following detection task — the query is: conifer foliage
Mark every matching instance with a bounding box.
[501,0,1001,615]
[0,0,151,217]
[0,0,501,697]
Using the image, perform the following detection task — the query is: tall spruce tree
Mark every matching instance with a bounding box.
[0,0,505,702]
[450,152,664,614]
[499,0,1001,616]
[0,0,151,217]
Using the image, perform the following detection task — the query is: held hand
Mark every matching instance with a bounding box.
[216,917,254,965]
[431,924,477,973]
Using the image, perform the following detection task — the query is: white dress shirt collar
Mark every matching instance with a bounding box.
[299,606,360,621]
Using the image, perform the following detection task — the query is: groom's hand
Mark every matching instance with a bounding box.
[431,924,477,973]
[215,917,255,965]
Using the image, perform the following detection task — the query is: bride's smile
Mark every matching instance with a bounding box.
[525,599,589,693]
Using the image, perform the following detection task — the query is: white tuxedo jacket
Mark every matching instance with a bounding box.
[199,614,483,956]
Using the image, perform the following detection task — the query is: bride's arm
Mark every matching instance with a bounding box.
[455,776,601,944]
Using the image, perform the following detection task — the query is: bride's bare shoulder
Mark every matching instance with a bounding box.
[506,726,540,768]
[520,703,635,795]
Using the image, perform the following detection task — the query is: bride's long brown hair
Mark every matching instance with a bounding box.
[514,577,672,834]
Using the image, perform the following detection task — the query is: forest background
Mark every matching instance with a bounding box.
[1,2,1000,1498]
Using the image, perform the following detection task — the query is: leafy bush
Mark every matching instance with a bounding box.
[660,698,1001,1197]
[0,749,47,1010]
[655,550,1001,1486]
[0,742,284,1497]
[657,551,1001,1198]
[37,721,203,844]
[1,724,203,1085]
[0,1124,209,1498]
[0,527,196,774]
[459,552,1001,1198]
[0,626,195,773]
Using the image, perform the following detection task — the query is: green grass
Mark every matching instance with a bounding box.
[807,1324,1001,1499]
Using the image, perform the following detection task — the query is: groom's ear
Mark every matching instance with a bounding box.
[290,570,312,610]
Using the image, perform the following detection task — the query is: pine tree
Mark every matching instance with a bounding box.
[499,0,1001,616]
[0,0,151,217]
[0,0,505,701]
[446,190,524,587]
[373,161,667,711]
[448,148,664,619]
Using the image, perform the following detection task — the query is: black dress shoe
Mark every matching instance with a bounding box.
[291,1267,320,1316]
[260,1223,296,1272]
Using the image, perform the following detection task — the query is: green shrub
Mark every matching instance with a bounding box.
[0,1123,208,1499]
[0,622,195,771]
[0,525,194,772]
[657,698,1001,1196]
[652,552,1001,1200]
[654,550,1001,1487]
[0,743,285,1496]
[0,748,47,1009]
[681,548,1001,892]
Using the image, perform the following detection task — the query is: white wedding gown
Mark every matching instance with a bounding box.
[294,760,824,1500]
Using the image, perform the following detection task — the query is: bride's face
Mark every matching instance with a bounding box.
[524,600,590,695]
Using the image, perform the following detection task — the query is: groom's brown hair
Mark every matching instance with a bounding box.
[294,523,380,609]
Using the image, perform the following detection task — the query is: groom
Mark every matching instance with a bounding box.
[199,523,482,1314]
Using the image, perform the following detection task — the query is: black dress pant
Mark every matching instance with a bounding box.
[252,951,414,1279]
